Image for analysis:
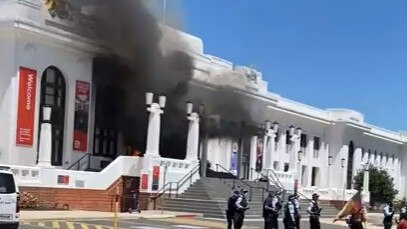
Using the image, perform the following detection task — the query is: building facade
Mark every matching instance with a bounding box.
[0,0,406,206]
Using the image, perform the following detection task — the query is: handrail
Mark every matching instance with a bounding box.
[249,168,270,191]
[215,164,267,201]
[175,164,200,197]
[67,153,91,170]
[263,168,286,190]
[151,163,200,209]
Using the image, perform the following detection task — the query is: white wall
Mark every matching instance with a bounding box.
[0,31,16,165]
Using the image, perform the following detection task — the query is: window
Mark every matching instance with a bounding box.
[300,134,307,148]
[38,67,66,166]
[311,167,320,187]
[284,163,289,172]
[346,141,354,189]
[313,136,320,158]
[285,130,290,153]
[93,128,118,158]
[274,130,279,151]
[273,161,279,170]
[286,130,291,145]
[0,173,16,194]
[300,134,307,156]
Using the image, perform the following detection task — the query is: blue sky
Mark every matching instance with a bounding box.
[174,1,407,131]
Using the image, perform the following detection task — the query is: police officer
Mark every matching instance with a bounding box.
[293,194,301,229]
[264,191,281,229]
[284,194,297,229]
[400,201,407,221]
[307,193,322,229]
[226,190,239,229]
[234,189,249,229]
[383,201,394,229]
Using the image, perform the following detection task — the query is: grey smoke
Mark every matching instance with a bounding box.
[72,0,265,157]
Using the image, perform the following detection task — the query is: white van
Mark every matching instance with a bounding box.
[0,167,19,229]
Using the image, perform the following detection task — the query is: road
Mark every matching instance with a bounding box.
[21,217,348,229]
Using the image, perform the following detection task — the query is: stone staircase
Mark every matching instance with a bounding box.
[159,177,340,219]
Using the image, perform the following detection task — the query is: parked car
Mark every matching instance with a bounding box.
[0,166,19,229]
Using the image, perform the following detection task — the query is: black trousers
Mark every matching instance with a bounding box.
[283,218,296,229]
[349,222,363,229]
[234,211,245,229]
[295,217,300,229]
[264,216,279,229]
[310,217,320,229]
[226,210,234,229]
[383,221,392,229]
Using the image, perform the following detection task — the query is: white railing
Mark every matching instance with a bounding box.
[8,165,41,184]
[3,156,142,189]
[299,187,362,201]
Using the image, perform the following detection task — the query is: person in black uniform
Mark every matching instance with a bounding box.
[263,191,281,229]
[226,190,240,229]
[307,193,322,229]
[382,201,394,229]
[284,194,297,229]
[234,189,250,229]
[293,194,301,229]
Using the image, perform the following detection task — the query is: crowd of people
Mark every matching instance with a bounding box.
[226,190,322,229]
[225,189,407,229]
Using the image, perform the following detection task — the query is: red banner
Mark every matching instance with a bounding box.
[140,174,148,190]
[152,166,160,191]
[16,67,37,146]
[57,175,70,185]
[73,81,90,152]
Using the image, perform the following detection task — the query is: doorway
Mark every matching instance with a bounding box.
[38,67,66,166]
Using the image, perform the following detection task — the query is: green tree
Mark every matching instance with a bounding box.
[353,165,398,206]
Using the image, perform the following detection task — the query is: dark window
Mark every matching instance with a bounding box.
[346,141,354,189]
[286,130,291,145]
[0,173,16,194]
[38,67,66,166]
[93,128,118,158]
[313,137,320,150]
[300,134,308,148]
[275,130,280,142]
[311,167,318,186]
[284,163,289,172]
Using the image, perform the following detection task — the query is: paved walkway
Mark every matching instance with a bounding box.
[20,210,392,229]
[20,210,201,220]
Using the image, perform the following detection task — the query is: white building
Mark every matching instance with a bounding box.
[0,0,406,210]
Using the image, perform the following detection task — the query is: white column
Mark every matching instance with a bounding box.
[368,152,374,164]
[353,148,363,178]
[395,157,400,190]
[185,113,199,161]
[289,135,300,172]
[382,154,387,169]
[362,165,370,203]
[264,130,276,170]
[262,134,268,170]
[249,136,258,179]
[362,150,369,164]
[375,153,381,166]
[37,107,53,168]
[145,103,163,156]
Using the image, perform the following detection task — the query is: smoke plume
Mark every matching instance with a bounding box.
[73,0,265,158]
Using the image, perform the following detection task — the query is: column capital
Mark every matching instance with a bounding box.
[147,103,163,114]
[187,112,200,122]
